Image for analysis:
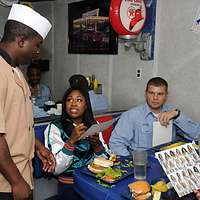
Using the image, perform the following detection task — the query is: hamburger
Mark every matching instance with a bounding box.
[88,157,113,174]
[128,180,151,200]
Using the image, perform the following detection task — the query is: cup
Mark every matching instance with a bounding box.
[56,103,62,115]
[133,149,147,180]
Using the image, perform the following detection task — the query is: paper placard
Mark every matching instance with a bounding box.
[79,117,119,139]
[152,121,172,147]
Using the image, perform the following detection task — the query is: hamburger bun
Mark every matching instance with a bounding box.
[88,157,113,174]
[128,180,151,200]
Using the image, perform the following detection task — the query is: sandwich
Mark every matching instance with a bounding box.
[128,180,151,200]
[88,157,113,174]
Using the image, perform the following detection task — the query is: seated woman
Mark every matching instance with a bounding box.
[44,86,107,200]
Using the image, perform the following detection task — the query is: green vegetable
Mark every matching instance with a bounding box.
[121,160,134,168]
[96,179,115,188]
[96,167,128,180]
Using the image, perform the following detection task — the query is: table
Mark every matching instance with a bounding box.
[74,155,167,200]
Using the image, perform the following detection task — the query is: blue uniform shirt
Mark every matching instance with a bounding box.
[109,103,200,156]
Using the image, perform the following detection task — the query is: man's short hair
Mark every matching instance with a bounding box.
[27,63,41,76]
[1,20,39,42]
[146,77,168,92]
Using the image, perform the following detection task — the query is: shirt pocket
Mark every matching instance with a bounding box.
[136,123,152,148]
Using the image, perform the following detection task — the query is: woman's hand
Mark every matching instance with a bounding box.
[68,123,87,145]
[87,133,105,153]
[87,133,100,147]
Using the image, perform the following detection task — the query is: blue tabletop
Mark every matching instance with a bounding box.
[73,155,167,200]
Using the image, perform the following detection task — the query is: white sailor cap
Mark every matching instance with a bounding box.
[8,4,52,39]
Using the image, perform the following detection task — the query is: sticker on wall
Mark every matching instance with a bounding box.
[191,7,200,34]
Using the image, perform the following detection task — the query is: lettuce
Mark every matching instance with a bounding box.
[96,167,128,180]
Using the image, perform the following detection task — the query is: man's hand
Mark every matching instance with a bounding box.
[12,179,32,200]
[194,189,200,199]
[35,139,55,173]
[0,135,32,200]
[157,109,178,127]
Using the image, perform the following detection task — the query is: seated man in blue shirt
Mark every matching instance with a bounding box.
[109,77,200,156]
[27,63,51,108]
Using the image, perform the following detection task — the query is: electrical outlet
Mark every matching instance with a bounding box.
[136,68,142,78]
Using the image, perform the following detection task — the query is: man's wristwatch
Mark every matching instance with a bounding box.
[174,109,181,119]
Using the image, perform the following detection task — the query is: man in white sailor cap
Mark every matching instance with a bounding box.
[0,4,55,200]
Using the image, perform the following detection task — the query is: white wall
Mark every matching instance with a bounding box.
[0,6,9,38]
[155,0,200,121]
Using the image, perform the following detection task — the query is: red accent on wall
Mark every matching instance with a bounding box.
[95,115,113,144]
[109,0,146,36]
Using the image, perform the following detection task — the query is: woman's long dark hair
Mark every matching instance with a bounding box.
[61,87,96,137]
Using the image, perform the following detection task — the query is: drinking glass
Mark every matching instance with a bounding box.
[133,149,147,180]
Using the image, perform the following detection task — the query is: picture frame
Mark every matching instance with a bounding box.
[68,0,118,54]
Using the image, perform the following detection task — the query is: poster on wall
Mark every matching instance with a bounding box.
[68,0,118,54]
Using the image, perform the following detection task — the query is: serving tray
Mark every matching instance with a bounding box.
[81,158,134,184]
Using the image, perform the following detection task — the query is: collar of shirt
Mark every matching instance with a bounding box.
[143,102,168,119]
[0,48,14,67]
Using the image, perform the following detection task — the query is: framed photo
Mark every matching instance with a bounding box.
[68,0,118,54]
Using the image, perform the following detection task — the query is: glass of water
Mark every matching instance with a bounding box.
[133,149,147,180]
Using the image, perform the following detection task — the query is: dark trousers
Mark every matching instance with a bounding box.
[57,182,83,200]
[0,192,33,200]
[0,193,13,200]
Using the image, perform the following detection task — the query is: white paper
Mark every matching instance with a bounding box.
[152,121,172,147]
[79,117,119,139]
